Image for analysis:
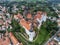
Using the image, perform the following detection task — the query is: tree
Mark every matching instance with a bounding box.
[45,19,58,33]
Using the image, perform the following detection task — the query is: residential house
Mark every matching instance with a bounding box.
[9,32,23,45]
[34,11,47,29]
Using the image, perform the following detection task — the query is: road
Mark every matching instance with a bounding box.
[44,28,60,45]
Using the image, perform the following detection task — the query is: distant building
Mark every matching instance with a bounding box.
[57,18,60,27]
[47,32,60,45]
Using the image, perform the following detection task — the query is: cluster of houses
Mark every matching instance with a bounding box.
[0,2,47,44]
[0,5,22,45]
[47,32,60,45]
[57,11,60,27]
[14,11,47,41]
[0,31,23,45]
[0,5,12,31]
[0,3,25,45]
[46,7,60,45]
[53,7,60,27]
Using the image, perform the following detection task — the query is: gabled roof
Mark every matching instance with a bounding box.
[14,13,32,30]
[0,37,10,45]
[17,13,23,19]
[34,14,42,20]
[27,13,32,19]
[20,19,31,30]
[37,11,42,15]
[9,32,20,45]
[34,11,42,20]
[14,13,23,19]
[15,11,47,31]
[0,33,10,45]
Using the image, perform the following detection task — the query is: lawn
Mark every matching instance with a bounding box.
[11,18,51,45]
[13,23,50,45]
[34,27,50,45]
[12,20,51,45]
[13,32,28,45]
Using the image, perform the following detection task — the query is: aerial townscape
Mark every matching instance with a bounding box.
[0,0,60,45]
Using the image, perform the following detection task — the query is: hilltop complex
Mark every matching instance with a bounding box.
[0,1,60,45]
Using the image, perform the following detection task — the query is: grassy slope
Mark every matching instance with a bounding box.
[35,27,50,45]
[13,24,50,45]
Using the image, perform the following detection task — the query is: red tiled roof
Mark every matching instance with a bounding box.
[0,33,10,45]
[14,13,31,31]
[34,11,43,20]
[15,12,47,31]
[9,32,20,45]
[14,13,23,19]
[34,14,42,20]
[17,13,23,19]
[37,11,42,15]
[27,13,32,19]
[20,19,31,30]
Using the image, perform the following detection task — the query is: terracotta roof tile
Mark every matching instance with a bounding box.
[34,14,42,20]
[20,19,31,30]
[9,32,19,45]
[17,13,23,19]
[37,11,42,15]
[14,13,23,19]
[27,13,32,19]
[0,34,10,45]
